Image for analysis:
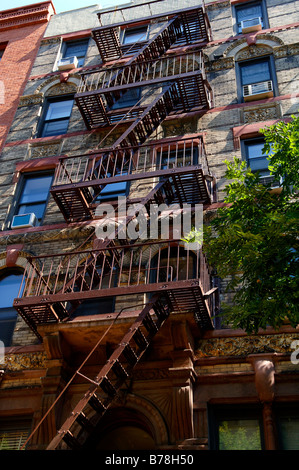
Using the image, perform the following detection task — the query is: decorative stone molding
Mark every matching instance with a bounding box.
[224,34,284,59]
[274,42,299,58]
[2,351,47,371]
[29,141,62,159]
[45,82,78,97]
[241,103,281,124]
[40,37,62,46]
[195,333,299,358]
[206,0,230,10]
[206,56,234,72]
[163,120,197,137]
[18,93,44,107]
[34,75,80,97]
[0,2,55,31]
[236,44,272,61]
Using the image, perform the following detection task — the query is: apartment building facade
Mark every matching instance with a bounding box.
[0,2,55,153]
[0,0,298,451]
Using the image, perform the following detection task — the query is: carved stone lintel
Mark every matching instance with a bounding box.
[18,93,43,107]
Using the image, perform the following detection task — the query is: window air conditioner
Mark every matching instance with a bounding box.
[57,56,78,71]
[11,213,37,229]
[241,17,262,34]
[243,80,273,102]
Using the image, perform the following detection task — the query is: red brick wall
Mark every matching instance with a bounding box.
[0,2,55,152]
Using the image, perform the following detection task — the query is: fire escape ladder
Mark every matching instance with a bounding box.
[111,83,179,149]
[53,84,179,223]
[46,293,171,450]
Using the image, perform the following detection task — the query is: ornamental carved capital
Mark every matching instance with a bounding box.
[249,355,276,403]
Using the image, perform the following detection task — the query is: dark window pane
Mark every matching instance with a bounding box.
[219,419,262,450]
[98,181,127,200]
[64,40,88,67]
[41,118,71,137]
[72,298,114,317]
[0,274,24,345]
[123,27,147,44]
[111,88,141,109]
[236,3,263,31]
[0,274,24,308]
[19,175,53,204]
[45,100,73,121]
[16,174,53,223]
[17,203,47,221]
[240,60,270,86]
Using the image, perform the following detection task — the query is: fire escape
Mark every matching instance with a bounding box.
[13,3,218,450]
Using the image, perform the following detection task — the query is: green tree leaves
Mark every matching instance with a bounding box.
[202,116,299,333]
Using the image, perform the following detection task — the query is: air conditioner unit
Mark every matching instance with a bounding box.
[243,80,273,102]
[11,213,37,229]
[241,17,262,34]
[57,56,78,71]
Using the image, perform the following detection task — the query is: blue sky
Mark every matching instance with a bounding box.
[3,0,127,14]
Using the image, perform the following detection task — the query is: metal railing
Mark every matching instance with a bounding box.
[52,135,209,188]
[77,51,205,94]
[16,240,212,301]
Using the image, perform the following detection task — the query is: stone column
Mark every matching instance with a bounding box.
[249,354,277,450]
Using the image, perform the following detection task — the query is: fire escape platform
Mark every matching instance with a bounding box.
[13,279,214,339]
[50,165,211,222]
[75,71,210,130]
[92,5,210,61]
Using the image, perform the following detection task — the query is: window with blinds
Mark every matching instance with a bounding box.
[0,419,31,450]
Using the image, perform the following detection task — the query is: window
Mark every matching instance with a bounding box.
[38,96,74,137]
[157,147,198,170]
[62,39,89,68]
[238,56,276,102]
[110,88,141,110]
[122,26,148,45]
[0,272,24,346]
[0,43,7,61]
[0,417,32,450]
[97,181,128,201]
[14,173,53,225]
[235,1,268,34]
[275,406,299,450]
[242,137,275,184]
[209,404,299,450]
[209,406,264,450]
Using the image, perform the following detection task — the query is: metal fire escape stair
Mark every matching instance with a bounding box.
[91,14,182,63]
[53,84,179,222]
[15,177,179,337]
[46,293,171,450]
[76,15,182,128]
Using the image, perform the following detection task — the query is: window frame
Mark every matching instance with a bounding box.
[233,0,269,36]
[60,38,89,69]
[241,136,270,175]
[12,171,54,227]
[236,55,278,103]
[208,405,265,450]
[0,270,25,347]
[121,25,149,46]
[37,94,74,138]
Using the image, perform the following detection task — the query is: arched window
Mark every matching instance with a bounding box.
[0,271,24,346]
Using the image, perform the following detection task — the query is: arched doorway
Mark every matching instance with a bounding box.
[84,407,157,450]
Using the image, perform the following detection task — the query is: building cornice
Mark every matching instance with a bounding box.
[0,1,55,32]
